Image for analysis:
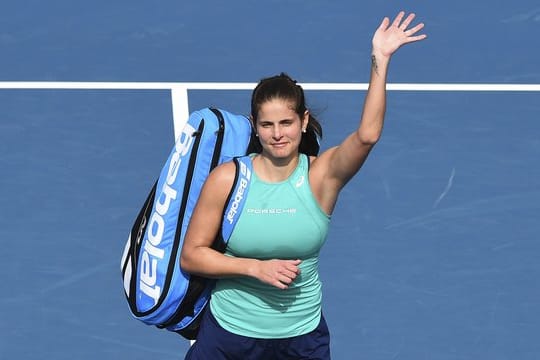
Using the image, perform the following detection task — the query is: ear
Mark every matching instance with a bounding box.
[302,110,309,132]
[249,115,258,136]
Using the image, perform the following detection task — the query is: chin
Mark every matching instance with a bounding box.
[271,150,298,160]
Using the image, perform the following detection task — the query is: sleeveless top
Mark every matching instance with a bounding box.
[210,154,331,338]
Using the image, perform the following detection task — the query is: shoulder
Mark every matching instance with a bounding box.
[199,161,238,202]
[207,161,237,186]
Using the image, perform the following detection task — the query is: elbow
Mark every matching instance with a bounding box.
[357,131,381,146]
[180,244,212,276]
[360,135,380,145]
[356,122,383,145]
[180,249,195,274]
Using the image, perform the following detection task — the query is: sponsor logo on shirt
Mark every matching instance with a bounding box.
[295,175,305,188]
[247,208,297,215]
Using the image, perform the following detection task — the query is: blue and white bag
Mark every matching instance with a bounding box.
[121,108,253,339]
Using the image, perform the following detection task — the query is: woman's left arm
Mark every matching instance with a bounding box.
[311,11,426,214]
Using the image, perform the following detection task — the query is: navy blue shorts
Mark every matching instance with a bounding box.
[184,308,331,360]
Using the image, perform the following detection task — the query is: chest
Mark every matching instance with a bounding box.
[226,179,328,259]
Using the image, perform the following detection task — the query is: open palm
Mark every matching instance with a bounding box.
[372,11,427,58]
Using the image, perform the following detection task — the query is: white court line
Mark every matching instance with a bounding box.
[1,81,540,91]
[2,81,539,140]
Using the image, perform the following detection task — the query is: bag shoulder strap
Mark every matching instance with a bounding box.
[221,155,252,243]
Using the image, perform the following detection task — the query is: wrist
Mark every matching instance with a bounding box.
[245,258,260,278]
[371,50,391,64]
[370,53,389,77]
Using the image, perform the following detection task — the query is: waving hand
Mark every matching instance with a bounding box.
[372,11,427,59]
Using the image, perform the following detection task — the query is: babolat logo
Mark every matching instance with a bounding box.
[139,123,196,305]
[226,161,251,224]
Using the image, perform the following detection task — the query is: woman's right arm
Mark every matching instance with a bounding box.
[180,162,255,277]
[180,161,301,289]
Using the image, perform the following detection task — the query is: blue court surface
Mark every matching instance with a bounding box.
[1,1,539,359]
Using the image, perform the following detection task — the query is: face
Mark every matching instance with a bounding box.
[255,98,308,161]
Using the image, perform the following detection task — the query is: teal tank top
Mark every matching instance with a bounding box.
[210,154,331,338]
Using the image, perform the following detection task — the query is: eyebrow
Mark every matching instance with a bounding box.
[259,118,295,123]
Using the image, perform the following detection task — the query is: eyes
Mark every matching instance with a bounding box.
[259,119,296,128]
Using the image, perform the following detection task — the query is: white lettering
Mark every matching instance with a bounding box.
[140,252,157,286]
[167,125,195,185]
[147,212,165,246]
[226,178,248,224]
[246,207,297,215]
[239,161,247,176]
[155,183,177,215]
[140,252,161,304]
[143,238,165,259]
[167,152,181,186]
[138,123,195,305]
[140,281,161,304]
[176,125,195,157]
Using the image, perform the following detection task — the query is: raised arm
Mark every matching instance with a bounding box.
[310,11,426,214]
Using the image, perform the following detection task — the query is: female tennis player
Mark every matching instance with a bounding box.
[181,11,427,359]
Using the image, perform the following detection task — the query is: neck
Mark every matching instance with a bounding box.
[254,153,300,182]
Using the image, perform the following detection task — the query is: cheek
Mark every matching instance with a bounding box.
[289,126,303,140]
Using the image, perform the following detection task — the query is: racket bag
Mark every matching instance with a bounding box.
[121,108,253,339]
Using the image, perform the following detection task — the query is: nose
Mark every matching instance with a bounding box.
[272,125,282,139]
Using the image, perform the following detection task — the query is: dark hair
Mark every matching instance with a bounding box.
[247,73,322,156]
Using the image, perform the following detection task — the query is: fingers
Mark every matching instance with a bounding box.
[391,11,405,28]
[391,11,424,34]
[399,12,416,30]
[378,17,390,30]
[275,273,296,288]
[405,23,426,42]
[277,260,301,287]
[258,259,302,289]
[406,22,426,35]
[390,11,427,42]
[288,259,302,267]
